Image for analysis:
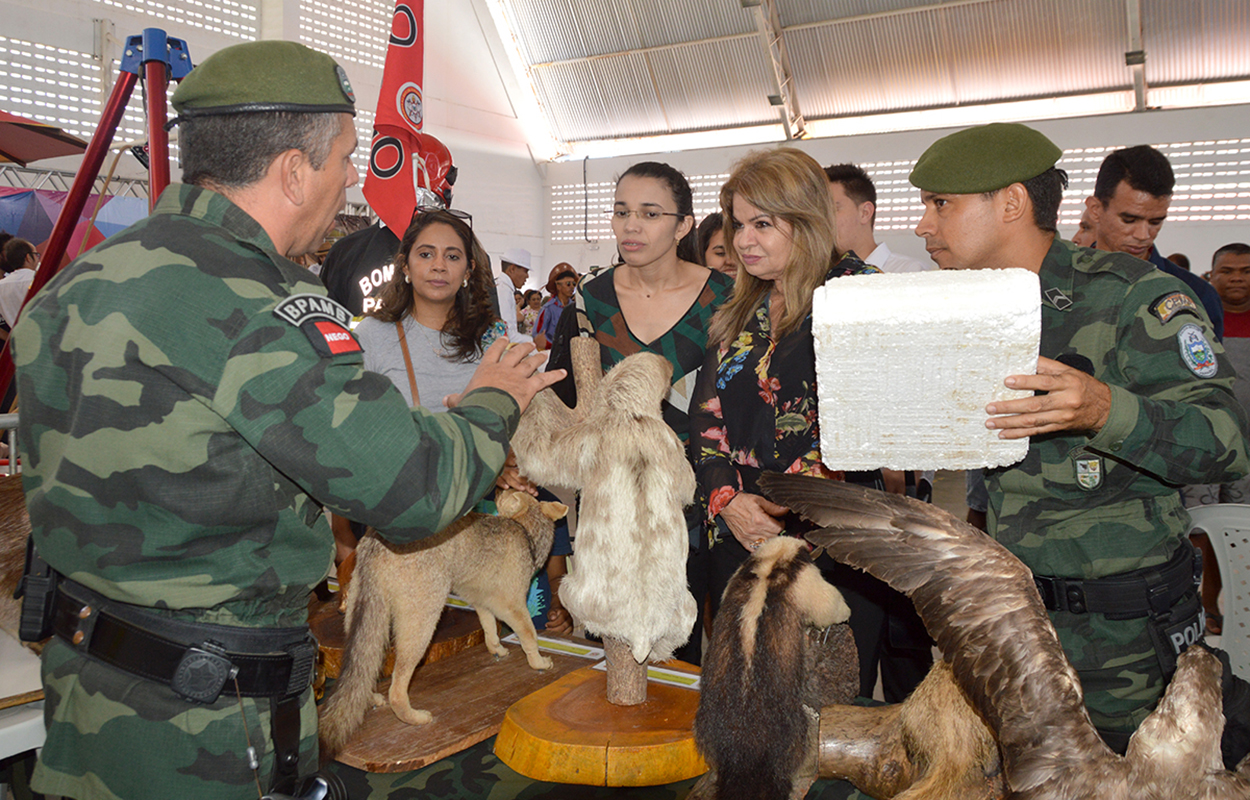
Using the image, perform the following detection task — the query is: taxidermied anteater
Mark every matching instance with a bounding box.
[694,536,853,800]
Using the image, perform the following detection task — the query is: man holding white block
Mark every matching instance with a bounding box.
[910,122,1250,766]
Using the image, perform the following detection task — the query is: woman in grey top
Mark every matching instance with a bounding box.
[351,209,569,631]
[354,209,504,412]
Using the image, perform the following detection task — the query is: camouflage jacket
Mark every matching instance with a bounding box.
[987,238,1250,579]
[13,184,516,628]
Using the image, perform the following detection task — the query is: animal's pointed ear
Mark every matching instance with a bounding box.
[495,489,525,517]
[540,501,569,521]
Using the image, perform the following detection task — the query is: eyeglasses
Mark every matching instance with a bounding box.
[603,208,685,223]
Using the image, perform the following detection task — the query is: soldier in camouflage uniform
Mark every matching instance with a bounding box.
[12,41,562,800]
[910,122,1250,766]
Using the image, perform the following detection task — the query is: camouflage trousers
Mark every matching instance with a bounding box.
[1050,609,1168,735]
[32,637,318,800]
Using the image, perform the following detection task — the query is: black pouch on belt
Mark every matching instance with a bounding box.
[1146,589,1204,678]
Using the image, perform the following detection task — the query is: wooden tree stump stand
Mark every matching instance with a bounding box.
[603,636,648,705]
[494,662,706,787]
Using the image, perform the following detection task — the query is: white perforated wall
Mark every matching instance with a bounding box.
[550,139,1250,244]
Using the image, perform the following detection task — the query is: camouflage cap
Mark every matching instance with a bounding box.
[172,41,355,119]
[909,122,1062,194]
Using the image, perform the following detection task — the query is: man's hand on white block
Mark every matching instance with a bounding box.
[984,356,1112,439]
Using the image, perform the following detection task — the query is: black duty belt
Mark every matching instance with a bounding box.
[1033,541,1199,619]
[52,580,317,704]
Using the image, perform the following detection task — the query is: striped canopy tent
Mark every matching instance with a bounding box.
[0,189,147,267]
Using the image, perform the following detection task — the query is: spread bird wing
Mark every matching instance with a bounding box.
[758,472,1116,795]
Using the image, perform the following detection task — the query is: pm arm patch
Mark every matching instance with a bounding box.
[1177,323,1218,378]
[1149,292,1201,325]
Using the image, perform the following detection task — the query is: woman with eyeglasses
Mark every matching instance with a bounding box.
[544,161,734,664]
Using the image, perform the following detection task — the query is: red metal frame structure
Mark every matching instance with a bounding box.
[0,28,192,399]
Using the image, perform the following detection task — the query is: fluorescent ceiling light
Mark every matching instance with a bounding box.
[557,123,787,161]
[1148,80,1250,110]
[545,82,1250,162]
[805,92,1136,139]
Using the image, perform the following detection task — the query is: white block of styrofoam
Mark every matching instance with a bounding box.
[812,268,1040,471]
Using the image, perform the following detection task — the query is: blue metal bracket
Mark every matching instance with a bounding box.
[119,28,193,79]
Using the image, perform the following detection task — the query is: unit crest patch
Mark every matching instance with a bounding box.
[1075,456,1103,490]
[1177,323,1218,378]
[1149,292,1200,325]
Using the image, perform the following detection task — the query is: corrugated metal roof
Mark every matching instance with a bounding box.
[1144,0,1250,86]
[498,0,1250,146]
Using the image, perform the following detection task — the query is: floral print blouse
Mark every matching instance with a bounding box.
[690,254,879,540]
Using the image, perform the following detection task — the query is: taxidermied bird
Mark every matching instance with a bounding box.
[759,472,1250,800]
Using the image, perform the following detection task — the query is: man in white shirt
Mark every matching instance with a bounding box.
[0,237,38,328]
[495,246,533,343]
[825,163,931,273]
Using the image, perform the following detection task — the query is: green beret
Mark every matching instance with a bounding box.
[909,123,1062,193]
[172,41,355,119]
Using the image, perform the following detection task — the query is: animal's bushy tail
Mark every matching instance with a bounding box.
[319,558,390,756]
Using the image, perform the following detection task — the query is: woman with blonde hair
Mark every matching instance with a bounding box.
[693,148,935,701]
[694,145,875,584]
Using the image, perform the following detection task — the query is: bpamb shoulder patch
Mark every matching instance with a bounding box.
[1177,323,1218,378]
[274,293,362,358]
[1149,292,1201,325]
[274,293,353,327]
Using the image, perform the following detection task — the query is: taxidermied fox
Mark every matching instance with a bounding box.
[319,489,567,753]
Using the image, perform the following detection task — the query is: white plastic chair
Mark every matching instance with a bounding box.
[0,700,44,762]
[1186,503,1250,679]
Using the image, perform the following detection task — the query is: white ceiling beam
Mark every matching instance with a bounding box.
[745,0,805,140]
[1125,0,1147,112]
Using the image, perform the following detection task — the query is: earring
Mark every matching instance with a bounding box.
[462,277,469,288]
[404,274,410,284]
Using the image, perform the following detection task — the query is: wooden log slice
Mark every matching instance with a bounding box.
[494,663,707,787]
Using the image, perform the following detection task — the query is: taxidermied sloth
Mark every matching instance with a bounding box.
[691,536,857,800]
[319,489,567,755]
[759,472,1250,800]
[512,340,696,664]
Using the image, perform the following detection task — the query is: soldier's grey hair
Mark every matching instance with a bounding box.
[179,111,343,189]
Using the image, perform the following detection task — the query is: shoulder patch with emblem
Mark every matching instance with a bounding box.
[1177,322,1218,378]
[274,293,362,357]
[1149,292,1200,325]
